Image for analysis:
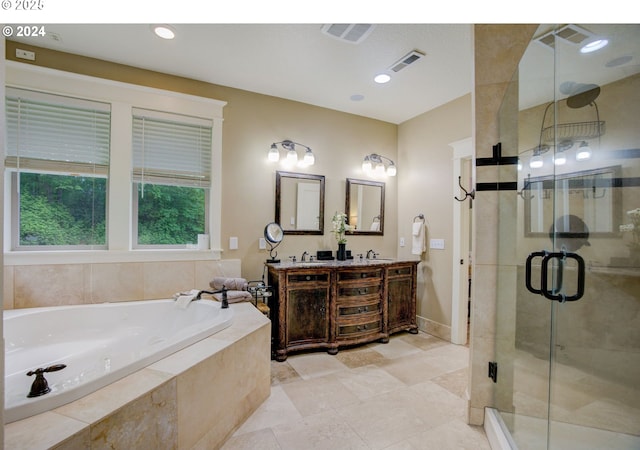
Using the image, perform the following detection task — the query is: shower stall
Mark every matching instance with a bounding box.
[492,24,640,448]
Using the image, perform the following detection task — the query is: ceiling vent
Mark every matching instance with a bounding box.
[388,50,426,73]
[534,24,595,50]
[320,24,375,44]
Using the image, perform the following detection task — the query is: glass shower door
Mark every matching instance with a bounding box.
[495,24,640,449]
[546,24,640,449]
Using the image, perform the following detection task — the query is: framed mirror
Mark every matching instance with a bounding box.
[275,171,325,235]
[345,178,385,235]
[524,166,622,238]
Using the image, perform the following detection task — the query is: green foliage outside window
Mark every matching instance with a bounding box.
[137,184,205,245]
[19,173,106,246]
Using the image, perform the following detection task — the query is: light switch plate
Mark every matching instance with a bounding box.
[430,238,445,250]
[259,237,266,249]
[229,237,238,250]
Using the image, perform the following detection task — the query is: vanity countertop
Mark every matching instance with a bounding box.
[267,258,418,269]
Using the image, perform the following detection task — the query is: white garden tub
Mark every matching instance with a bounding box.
[4,298,233,424]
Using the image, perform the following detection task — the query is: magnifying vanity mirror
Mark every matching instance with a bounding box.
[275,171,325,235]
[345,178,385,235]
[264,222,284,263]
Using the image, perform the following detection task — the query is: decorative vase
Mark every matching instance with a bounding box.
[337,243,347,261]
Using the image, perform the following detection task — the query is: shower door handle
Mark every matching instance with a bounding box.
[525,251,547,295]
[526,250,585,302]
[541,252,585,302]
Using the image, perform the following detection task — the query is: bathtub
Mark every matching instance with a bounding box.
[4,298,233,424]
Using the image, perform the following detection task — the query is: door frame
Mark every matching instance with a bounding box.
[450,137,472,345]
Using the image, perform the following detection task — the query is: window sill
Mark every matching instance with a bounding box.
[4,249,223,266]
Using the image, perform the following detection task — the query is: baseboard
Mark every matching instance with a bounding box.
[416,315,451,342]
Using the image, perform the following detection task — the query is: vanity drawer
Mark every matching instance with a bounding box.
[337,269,382,282]
[337,299,380,317]
[337,318,382,338]
[338,284,381,298]
[287,272,329,283]
[387,265,413,277]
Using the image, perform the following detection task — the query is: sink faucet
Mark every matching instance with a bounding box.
[195,287,229,308]
[301,251,309,262]
[366,249,376,259]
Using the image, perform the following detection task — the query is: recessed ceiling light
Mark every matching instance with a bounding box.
[152,25,176,40]
[374,73,391,84]
[580,38,608,54]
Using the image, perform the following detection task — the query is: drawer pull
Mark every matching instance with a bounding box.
[306,275,311,281]
[357,288,368,295]
[361,273,367,278]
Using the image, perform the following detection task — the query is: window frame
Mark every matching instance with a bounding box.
[4,61,226,265]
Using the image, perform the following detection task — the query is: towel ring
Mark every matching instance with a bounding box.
[413,214,425,223]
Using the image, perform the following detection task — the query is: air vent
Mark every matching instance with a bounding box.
[534,24,595,50]
[321,24,375,44]
[388,50,426,73]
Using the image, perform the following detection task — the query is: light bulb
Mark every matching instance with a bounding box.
[303,149,315,165]
[268,144,280,162]
[554,152,567,166]
[375,162,385,176]
[286,149,298,163]
[576,142,592,161]
[386,164,397,176]
[362,156,372,172]
[529,154,544,169]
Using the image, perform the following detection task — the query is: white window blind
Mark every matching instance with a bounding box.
[132,108,213,187]
[5,87,111,175]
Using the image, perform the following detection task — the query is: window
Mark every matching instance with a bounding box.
[132,108,213,248]
[5,88,110,250]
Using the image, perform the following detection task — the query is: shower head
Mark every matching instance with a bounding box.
[566,83,601,108]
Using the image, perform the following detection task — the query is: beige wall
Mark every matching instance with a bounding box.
[3,41,398,306]
[398,94,472,338]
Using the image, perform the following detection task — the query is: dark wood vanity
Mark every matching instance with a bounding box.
[267,259,419,361]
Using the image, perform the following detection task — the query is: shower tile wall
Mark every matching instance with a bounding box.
[3,259,243,309]
[468,24,539,425]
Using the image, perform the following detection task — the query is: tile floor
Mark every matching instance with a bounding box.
[222,332,491,450]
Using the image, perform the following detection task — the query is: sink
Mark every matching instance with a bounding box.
[296,261,328,266]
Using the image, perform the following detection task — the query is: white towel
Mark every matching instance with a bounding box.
[174,289,200,309]
[412,222,426,255]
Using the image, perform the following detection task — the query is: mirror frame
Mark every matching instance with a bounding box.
[275,171,325,235]
[523,165,622,238]
[345,178,385,236]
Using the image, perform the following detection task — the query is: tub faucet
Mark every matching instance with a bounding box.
[27,364,67,398]
[196,287,229,309]
[301,251,309,262]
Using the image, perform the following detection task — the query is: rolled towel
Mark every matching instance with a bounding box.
[210,277,248,291]
[213,290,253,304]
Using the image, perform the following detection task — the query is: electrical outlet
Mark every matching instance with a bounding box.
[259,237,266,250]
[399,237,405,247]
[16,49,36,61]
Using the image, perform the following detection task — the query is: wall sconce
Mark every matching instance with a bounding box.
[362,153,396,176]
[268,140,315,166]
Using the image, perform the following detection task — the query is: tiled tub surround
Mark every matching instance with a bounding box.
[3,258,244,310]
[5,303,271,450]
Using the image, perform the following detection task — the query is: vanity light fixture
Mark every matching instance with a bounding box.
[362,153,396,176]
[269,140,315,166]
